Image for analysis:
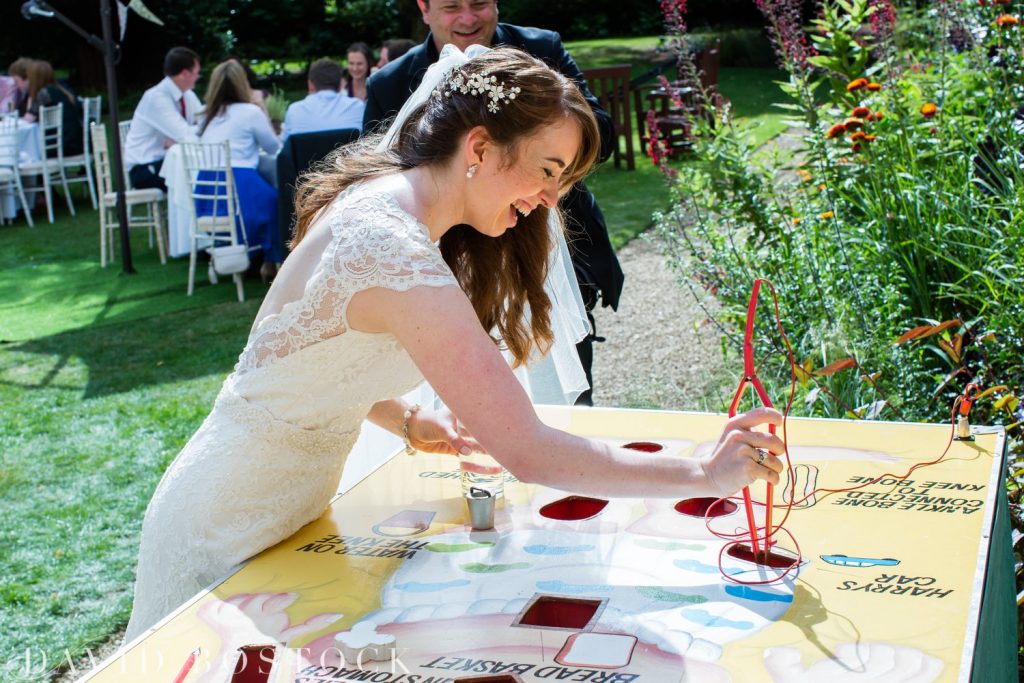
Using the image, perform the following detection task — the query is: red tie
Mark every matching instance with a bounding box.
[179,96,187,120]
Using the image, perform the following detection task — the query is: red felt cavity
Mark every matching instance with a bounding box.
[539,496,609,521]
[622,441,664,453]
[517,596,602,630]
[726,543,799,570]
[230,645,276,683]
[674,497,738,517]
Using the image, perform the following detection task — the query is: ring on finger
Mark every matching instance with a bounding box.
[755,448,768,466]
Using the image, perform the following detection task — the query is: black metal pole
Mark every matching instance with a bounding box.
[98,0,134,274]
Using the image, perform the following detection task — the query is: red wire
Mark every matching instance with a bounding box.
[705,279,963,585]
[776,400,959,511]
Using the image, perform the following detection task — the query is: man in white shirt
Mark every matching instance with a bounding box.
[124,47,202,191]
[280,59,365,142]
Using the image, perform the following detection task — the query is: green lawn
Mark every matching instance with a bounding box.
[0,213,262,680]
[0,36,788,681]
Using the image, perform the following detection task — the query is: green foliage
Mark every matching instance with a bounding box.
[654,1,1024,435]
[263,86,290,123]
[500,0,663,39]
[807,0,878,92]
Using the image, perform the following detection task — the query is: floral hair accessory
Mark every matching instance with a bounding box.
[436,69,522,113]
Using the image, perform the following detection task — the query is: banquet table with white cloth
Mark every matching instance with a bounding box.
[0,119,41,220]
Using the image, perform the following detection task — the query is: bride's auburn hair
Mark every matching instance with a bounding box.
[292,47,601,367]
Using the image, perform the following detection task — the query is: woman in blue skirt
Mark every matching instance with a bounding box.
[199,59,282,275]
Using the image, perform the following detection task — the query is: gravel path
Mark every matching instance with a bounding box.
[590,233,728,411]
[590,126,808,412]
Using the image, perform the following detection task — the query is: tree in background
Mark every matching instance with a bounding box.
[0,0,789,90]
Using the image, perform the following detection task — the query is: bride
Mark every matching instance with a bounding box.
[124,46,784,640]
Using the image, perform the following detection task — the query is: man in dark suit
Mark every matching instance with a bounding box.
[364,0,624,406]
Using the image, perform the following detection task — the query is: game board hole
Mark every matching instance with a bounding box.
[230,645,276,683]
[674,497,738,518]
[514,595,606,631]
[726,543,799,570]
[622,441,664,453]
[539,496,608,521]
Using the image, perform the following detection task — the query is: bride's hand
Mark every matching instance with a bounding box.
[699,407,785,497]
[407,407,482,456]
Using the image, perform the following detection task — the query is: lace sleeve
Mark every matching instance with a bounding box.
[329,192,457,301]
[234,190,457,375]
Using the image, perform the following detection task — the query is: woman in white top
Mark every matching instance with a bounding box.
[124,47,785,640]
[199,60,283,270]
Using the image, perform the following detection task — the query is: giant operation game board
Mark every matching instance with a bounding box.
[80,406,1011,683]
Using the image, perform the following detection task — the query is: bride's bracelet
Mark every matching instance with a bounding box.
[403,404,422,456]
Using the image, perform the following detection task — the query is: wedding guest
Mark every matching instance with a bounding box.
[0,76,17,114]
[5,58,31,115]
[343,42,374,101]
[376,38,416,70]
[281,58,365,141]
[123,47,202,192]
[24,60,83,156]
[365,0,624,405]
[199,60,283,276]
[226,56,270,118]
[124,47,785,640]
[5,58,32,115]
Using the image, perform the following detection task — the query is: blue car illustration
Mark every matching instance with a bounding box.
[819,554,900,568]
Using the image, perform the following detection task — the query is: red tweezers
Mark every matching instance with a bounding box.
[727,279,776,560]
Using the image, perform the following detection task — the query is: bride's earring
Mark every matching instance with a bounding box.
[466,163,478,179]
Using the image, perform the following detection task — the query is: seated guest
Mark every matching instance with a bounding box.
[226,56,270,119]
[0,75,17,114]
[7,58,31,116]
[24,60,83,156]
[377,38,416,69]
[343,42,373,101]
[123,47,202,192]
[199,59,283,274]
[281,58,364,141]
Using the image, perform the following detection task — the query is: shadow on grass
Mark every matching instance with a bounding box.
[3,295,258,398]
[0,205,266,397]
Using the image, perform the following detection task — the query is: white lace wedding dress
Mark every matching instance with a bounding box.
[124,185,459,641]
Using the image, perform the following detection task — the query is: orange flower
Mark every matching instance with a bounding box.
[792,217,802,226]
[846,78,869,92]
[850,131,867,142]
[852,105,871,118]
[920,102,938,118]
[997,14,1019,27]
[867,82,882,91]
[826,123,846,139]
[864,134,877,142]
[843,117,864,130]
[818,184,827,191]
[797,169,812,181]
[851,142,862,153]
[873,111,885,121]
[820,211,835,219]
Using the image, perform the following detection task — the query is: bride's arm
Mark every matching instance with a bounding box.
[349,284,784,500]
